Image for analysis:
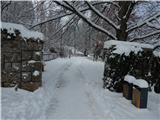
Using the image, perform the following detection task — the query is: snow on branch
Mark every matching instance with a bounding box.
[130,30,160,42]
[123,2,136,21]
[49,15,77,39]
[109,2,120,9]
[30,1,113,29]
[127,13,160,32]
[54,1,73,12]
[146,21,160,30]
[30,13,72,29]
[1,1,12,13]
[153,45,160,51]
[63,1,116,39]
[85,1,119,30]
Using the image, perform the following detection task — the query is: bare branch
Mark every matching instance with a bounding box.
[130,30,160,42]
[49,15,77,39]
[30,1,112,29]
[146,21,160,30]
[1,1,12,13]
[64,1,116,39]
[127,13,160,32]
[153,45,160,51]
[54,1,73,12]
[85,1,119,30]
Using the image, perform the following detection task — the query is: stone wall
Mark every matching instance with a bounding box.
[1,29,44,91]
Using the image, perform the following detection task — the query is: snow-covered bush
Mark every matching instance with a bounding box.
[103,40,160,93]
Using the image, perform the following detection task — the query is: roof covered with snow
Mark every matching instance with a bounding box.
[1,22,44,40]
[104,40,154,56]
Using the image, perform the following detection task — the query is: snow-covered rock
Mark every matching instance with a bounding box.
[1,22,44,40]
[133,79,149,88]
[124,75,136,84]
[104,40,153,56]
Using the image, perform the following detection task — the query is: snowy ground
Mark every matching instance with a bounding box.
[1,57,160,119]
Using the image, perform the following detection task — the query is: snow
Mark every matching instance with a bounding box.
[64,46,83,55]
[7,35,11,39]
[133,79,149,88]
[35,52,41,56]
[28,60,37,64]
[124,75,136,83]
[130,30,160,42]
[124,75,149,88]
[86,1,119,30]
[33,70,40,76]
[1,57,160,119]
[65,2,116,39]
[104,40,153,56]
[153,51,160,57]
[146,21,160,29]
[1,22,44,40]
[60,16,70,26]
[128,12,160,32]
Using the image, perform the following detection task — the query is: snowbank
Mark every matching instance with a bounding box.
[1,57,159,119]
[133,79,149,88]
[124,75,136,84]
[1,22,44,40]
[104,40,153,56]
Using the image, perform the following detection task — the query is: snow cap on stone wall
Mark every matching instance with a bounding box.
[1,22,44,40]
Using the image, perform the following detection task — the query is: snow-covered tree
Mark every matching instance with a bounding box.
[2,1,159,58]
[1,1,35,28]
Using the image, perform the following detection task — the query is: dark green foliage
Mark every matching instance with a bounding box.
[152,57,160,93]
[103,48,160,93]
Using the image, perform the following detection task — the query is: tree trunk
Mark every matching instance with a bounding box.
[116,1,135,41]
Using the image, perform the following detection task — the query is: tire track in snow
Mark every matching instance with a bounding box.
[44,61,73,118]
[49,58,95,119]
[77,64,106,119]
[55,63,72,88]
[45,57,106,119]
[77,61,115,119]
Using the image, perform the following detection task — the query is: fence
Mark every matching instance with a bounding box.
[43,53,58,61]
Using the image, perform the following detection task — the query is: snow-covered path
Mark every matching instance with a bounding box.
[2,57,160,119]
[44,57,105,119]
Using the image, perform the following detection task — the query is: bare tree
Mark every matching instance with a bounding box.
[2,1,159,54]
